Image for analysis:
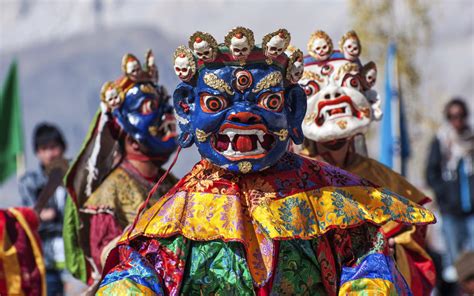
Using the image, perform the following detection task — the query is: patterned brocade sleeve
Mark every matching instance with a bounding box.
[97,244,166,295]
[97,236,191,295]
[336,225,413,295]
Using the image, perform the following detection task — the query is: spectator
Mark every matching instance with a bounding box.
[426,98,474,282]
[19,123,67,296]
[455,252,474,295]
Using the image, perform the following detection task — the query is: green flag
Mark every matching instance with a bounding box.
[0,61,24,184]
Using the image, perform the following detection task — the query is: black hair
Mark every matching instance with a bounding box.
[33,123,66,152]
[444,97,469,120]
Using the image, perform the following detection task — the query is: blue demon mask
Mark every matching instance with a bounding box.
[101,51,177,161]
[172,28,306,173]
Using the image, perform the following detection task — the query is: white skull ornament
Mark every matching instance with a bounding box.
[145,49,159,83]
[264,30,290,59]
[126,60,140,78]
[230,34,250,59]
[286,49,304,84]
[100,82,123,111]
[340,31,361,61]
[225,27,255,64]
[193,39,213,61]
[105,88,121,109]
[173,46,196,82]
[312,38,331,61]
[174,55,192,81]
[342,38,360,60]
[189,32,218,63]
[365,68,377,88]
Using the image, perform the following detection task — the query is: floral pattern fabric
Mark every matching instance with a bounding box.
[99,152,435,294]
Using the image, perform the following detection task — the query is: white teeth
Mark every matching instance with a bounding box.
[216,128,271,157]
[227,131,236,142]
[345,107,352,116]
[257,131,264,143]
[320,102,352,120]
[223,144,235,156]
[256,141,265,153]
[323,110,329,120]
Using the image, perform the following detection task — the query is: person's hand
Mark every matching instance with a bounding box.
[39,208,57,221]
[388,238,396,257]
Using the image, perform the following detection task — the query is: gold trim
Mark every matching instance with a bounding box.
[9,208,47,296]
[304,113,316,125]
[203,73,234,95]
[335,62,360,80]
[252,72,282,93]
[273,129,289,141]
[302,70,324,83]
[195,129,211,142]
[337,120,348,129]
[238,161,252,174]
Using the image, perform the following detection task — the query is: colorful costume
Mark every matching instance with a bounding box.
[63,51,178,284]
[0,207,46,296]
[98,27,435,295]
[298,30,436,294]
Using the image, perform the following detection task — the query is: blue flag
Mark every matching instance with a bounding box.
[379,43,410,176]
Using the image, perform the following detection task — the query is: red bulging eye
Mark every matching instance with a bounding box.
[302,81,320,97]
[343,76,362,91]
[259,92,284,112]
[201,93,228,113]
[321,64,333,76]
[141,99,158,115]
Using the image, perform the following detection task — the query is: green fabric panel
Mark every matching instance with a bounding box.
[181,241,254,296]
[0,61,23,184]
[158,236,190,262]
[63,196,88,282]
[271,240,325,295]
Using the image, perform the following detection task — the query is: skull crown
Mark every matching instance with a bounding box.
[100,50,161,110]
[173,27,302,84]
[307,30,363,63]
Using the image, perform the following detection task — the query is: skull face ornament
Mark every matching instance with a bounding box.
[286,48,304,84]
[173,46,196,82]
[263,29,291,61]
[173,28,306,173]
[145,50,159,83]
[100,82,123,110]
[225,27,255,64]
[300,30,380,143]
[362,62,377,89]
[339,31,361,61]
[122,54,141,81]
[308,31,333,61]
[189,31,218,63]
